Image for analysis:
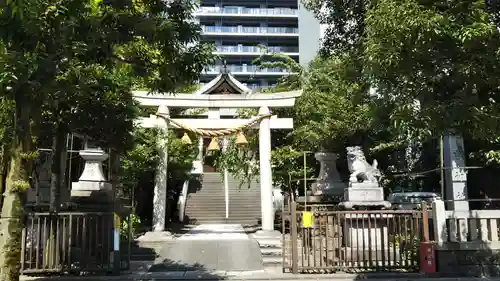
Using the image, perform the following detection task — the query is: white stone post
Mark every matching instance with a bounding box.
[192,136,204,174]
[443,134,469,211]
[432,199,447,246]
[153,105,169,232]
[258,106,274,231]
[223,137,229,219]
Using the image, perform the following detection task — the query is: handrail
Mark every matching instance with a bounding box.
[178,179,189,222]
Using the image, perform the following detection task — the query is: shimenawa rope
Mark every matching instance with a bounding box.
[156,113,272,137]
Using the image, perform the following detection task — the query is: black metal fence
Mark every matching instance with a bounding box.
[282,202,430,273]
[21,211,131,275]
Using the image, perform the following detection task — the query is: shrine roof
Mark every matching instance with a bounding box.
[193,72,251,96]
[132,67,302,107]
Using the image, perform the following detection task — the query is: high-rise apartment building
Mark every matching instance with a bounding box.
[195,0,301,90]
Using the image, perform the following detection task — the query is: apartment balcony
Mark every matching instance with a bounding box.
[246,83,276,90]
[195,6,298,18]
[202,64,296,76]
[202,26,298,37]
[213,45,299,56]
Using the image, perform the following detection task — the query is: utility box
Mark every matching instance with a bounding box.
[420,241,437,273]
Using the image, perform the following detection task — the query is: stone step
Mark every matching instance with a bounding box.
[184,174,262,225]
[189,187,260,192]
[186,219,257,225]
[255,238,282,248]
[262,256,283,264]
[190,192,259,195]
[186,195,260,201]
[193,188,259,191]
[185,208,260,211]
[187,204,260,207]
[187,190,260,194]
[187,199,260,202]
[188,199,261,202]
[192,185,259,188]
[261,247,282,256]
[199,186,260,190]
[186,207,261,215]
[185,214,260,218]
[186,208,261,212]
[201,181,259,185]
[200,179,258,182]
[202,174,260,179]
[187,196,260,200]
[188,196,261,198]
[186,218,259,221]
[185,208,261,212]
[185,213,260,218]
[187,200,260,202]
[186,203,261,206]
[187,202,259,205]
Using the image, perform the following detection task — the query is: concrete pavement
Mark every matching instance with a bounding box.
[149,224,263,272]
[20,271,500,281]
[19,265,500,281]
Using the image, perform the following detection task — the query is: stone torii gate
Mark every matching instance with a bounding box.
[134,71,301,233]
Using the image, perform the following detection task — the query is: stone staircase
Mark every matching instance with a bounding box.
[184,172,261,225]
[251,232,283,268]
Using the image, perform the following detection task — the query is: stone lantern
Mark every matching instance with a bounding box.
[311,152,346,199]
[71,142,112,203]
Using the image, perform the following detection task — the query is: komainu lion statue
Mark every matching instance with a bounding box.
[346,146,381,184]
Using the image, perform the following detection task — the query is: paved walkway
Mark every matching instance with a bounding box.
[176,224,249,240]
[21,270,500,281]
[149,224,263,272]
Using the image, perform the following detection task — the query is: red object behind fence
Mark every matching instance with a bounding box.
[419,241,437,273]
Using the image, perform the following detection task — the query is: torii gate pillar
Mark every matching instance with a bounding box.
[258,106,273,231]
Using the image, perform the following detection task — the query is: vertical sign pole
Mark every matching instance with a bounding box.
[113,213,120,274]
[303,152,307,210]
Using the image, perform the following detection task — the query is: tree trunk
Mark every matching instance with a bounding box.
[0,136,32,281]
[0,104,35,281]
[49,126,66,212]
[44,126,66,269]
[0,145,10,211]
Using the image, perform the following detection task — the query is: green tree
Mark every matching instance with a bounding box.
[0,1,213,279]
[294,55,372,151]
[302,0,367,56]
[364,0,500,146]
[252,46,304,92]
[251,50,373,190]
[118,127,198,227]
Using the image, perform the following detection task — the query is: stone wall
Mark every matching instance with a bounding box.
[438,249,500,277]
[431,200,500,277]
[437,242,500,277]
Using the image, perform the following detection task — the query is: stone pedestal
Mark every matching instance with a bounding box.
[71,149,112,204]
[311,152,346,198]
[340,182,391,209]
[342,214,394,264]
[344,214,389,248]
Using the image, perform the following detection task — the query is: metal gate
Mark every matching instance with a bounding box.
[282,201,428,273]
[21,212,132,275]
